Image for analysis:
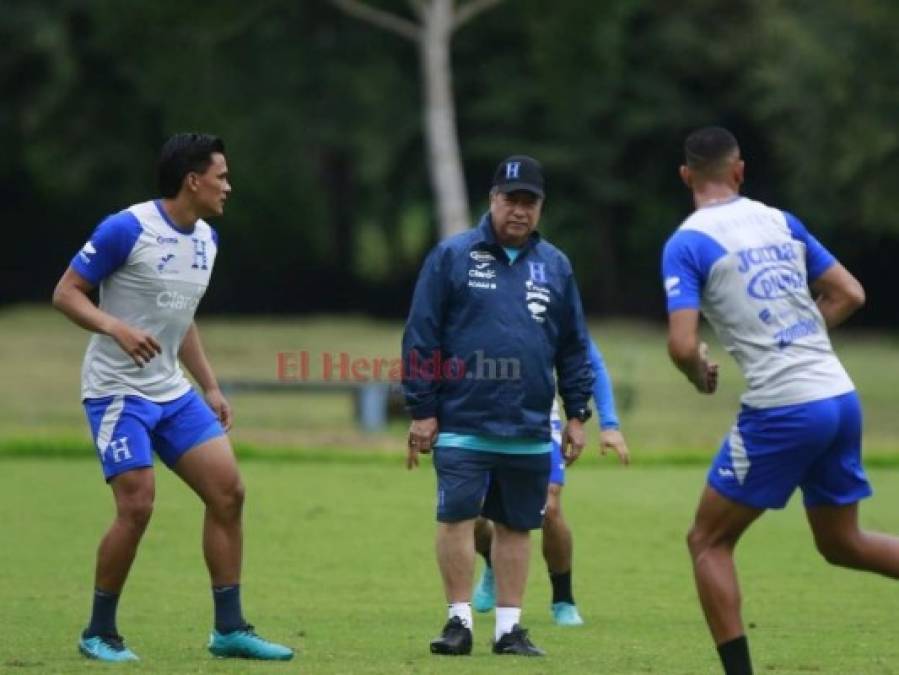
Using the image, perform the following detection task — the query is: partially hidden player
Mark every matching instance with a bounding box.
[472,339,630,625]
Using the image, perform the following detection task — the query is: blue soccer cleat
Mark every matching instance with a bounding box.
[472,567,496,613]
[78,633,139,662]
[208,624,294,661]
[551,601,584,626]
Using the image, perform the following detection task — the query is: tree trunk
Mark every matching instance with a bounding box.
[420,0,470,238]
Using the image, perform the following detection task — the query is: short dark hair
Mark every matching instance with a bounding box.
[157,133,225,198]
[684,127,739,174]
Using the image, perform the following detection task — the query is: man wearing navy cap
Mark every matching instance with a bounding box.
[402,155,595,657]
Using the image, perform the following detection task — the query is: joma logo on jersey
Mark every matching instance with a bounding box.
[157,254,176,272]
[736,243,797,274]
[156,291,199,310]
[746,265,805,300]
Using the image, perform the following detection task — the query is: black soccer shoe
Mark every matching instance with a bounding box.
[492,624,545,657]
[429,616,472,656]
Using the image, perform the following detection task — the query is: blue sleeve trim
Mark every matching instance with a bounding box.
[210,227,219,247]
[662,229,727,312]
[556,272,595,419]
[70,211,142,285]
[782,211,836,282]
[589,340,619,429]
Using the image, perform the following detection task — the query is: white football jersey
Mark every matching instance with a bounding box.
[662,196,853,408]
[71,200,217,401]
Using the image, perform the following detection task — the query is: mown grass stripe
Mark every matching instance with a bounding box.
[1,438,897,467]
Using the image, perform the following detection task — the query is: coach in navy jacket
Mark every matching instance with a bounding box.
[402,155,594,657]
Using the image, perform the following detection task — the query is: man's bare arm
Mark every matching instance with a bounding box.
[812,263,865,329]
[667,309,719,394]
[52,267,161,368]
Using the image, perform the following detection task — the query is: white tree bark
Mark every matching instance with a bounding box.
[420,0,469,238]
[329,0,504,239]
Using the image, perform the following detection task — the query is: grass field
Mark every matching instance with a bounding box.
[1,305,898,458]
[3,458,899,674]
[2,306,898,673]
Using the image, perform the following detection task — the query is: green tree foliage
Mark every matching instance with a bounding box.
[3,0,897,323]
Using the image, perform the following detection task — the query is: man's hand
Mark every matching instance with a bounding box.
[599,429,630,465]
[205,387,233,432]
[110,320,162,368]
[407,417,438,469]
[561,418,586,466]
[692,342,719,394]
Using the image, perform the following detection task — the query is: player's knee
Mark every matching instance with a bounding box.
[473,517,493,552]
[686,525,704,557]
[215,479,245,519]
[118,493,154,531]
[543,498,562,525]
[815,533,862,568]
[686,524,719,559]
[201,475,245,521]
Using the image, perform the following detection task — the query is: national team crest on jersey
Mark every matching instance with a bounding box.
[191,238,209,270]
[103,436,133,464]
[528,262,547,284]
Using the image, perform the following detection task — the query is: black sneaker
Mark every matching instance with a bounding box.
[429,617,472,656]
[492,624,545,656]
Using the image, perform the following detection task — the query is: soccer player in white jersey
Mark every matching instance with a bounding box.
[53,133,292,663]
[663,126,899,675]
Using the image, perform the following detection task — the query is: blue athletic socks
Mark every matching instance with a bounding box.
[84,588,120,637]
[212,585,246,634]
[717,635,752,675]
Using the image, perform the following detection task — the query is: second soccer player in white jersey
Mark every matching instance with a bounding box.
[53,133,293,663]
[663,126,899,675]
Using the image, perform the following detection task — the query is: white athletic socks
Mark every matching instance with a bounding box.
[446,602,521,640]
[495,606,521,641]
[448,602,473,629]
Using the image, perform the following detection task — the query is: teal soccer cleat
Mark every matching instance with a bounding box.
[472,567,496,613]
[208,625,294,661]
[551,601,584,626]
[78,634,139,662]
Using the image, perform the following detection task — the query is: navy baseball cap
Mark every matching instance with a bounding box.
[492,155,545,198]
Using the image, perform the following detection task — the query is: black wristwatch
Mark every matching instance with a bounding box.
[571,407,592,423]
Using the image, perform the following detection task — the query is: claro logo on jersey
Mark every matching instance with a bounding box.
[156,290,199,310]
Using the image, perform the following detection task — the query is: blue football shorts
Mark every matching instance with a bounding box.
[708,391,872,510]
[83,390,225,481]
[432,447,551,531]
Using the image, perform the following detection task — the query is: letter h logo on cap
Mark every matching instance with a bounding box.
[493,155,545,198]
